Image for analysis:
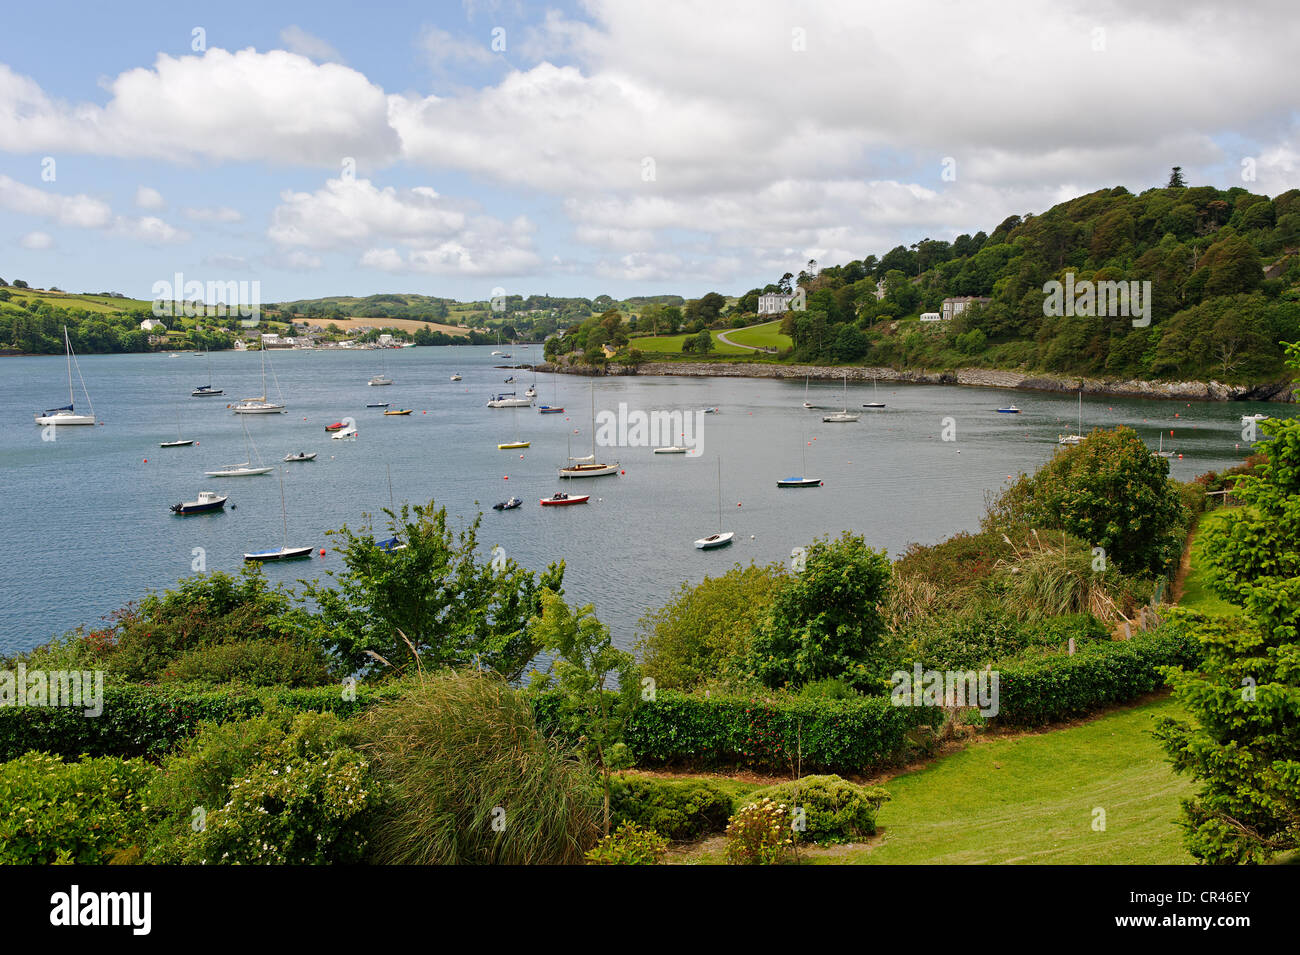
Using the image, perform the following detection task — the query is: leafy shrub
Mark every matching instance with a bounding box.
[617,691,940,774]
[608,773,735,840]
[0,682,401,762]
[993,627,1199,725]
[584,821,669,865]
[1023,613,1109,649]
[726,798,794,864]
[0,752,154,864]
[360,671,600,864]
[745,775,889,843]
[159,637,331,687]
[904,602,1028,670]
[798,677,859,700]
[635,563,784,691]
[144,709,376,864]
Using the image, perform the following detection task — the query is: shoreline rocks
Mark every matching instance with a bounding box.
[535,360,1295,403]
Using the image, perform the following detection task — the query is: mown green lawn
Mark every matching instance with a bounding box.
[724,320,792,350]
[839,696,1193,864]
[1179,510,1240,615]
[629,331,749,355]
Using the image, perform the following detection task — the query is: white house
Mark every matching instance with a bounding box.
[140,318,166,332]
[758,292,796,316]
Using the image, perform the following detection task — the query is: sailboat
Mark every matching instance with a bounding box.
[34,326,96,426]
[1057,390,1085,446]
[1152,432,1176,458]
[538,370,564,413]
[498,401,530,449]
[823,372,860,422]
[205,417,273,476]
[862,376,886,409]
[231,348,286,414]
[368,349,393,386]
[192,347,223,397]
[777,430,822,488]
[375,464,407,552]
[559,382,619,478]
[694,459,734,549]
[487,391,532,408]
[802,375,813,409]
[525,366,537,399]
[244,467,313,561]
[160,410,194,447]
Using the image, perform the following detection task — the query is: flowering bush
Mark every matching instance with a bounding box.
[725,797,795,865]
[584,821,669,865]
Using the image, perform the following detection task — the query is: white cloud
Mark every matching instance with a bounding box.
[20,230,54,250]
[269,176,468,248]
[134,186,165,210]
[419,26,499,67]
[0,175,112,228]
[183,206,243,223]
[279,26,344,63]
[111,215,190,244]
[0,50,398,165]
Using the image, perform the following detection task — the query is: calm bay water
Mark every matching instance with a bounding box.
[0,346,1276,655]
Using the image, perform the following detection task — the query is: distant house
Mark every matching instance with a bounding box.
[140,318,166,332]
[919,312,943,323]
[602,343,619,358]
[939,296,991,321]
[758,292,796,316]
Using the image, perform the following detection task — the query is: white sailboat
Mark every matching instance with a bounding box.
[823,372,860,422]
[231,347,286,414]
[244,467,313,561]
[1058,390,1085,446]
[34,326,96,426]
[160,410,194,448]
[694,458,735,549]
[206,417,273,476]
[368,349,393,386]
[777,429,821,487]
[862,376,885,409]
[1152,432,1176,458]
[559,382,619,478]
[802,375,813,409]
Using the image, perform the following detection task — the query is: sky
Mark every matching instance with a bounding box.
[1,0,1298,304]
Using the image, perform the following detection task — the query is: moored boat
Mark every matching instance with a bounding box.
[540,493,590,506]
[170,490,227,515]
[283,451,317,462]
[493,497,523,511]
[34,327,96,426]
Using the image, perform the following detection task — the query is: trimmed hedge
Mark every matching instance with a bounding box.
[992,628,1199,726]
[0,683,400,762]
[619,691,940,775]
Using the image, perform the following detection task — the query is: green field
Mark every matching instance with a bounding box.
[629,330,750,356]
[1179,510,1240,615]
[3,287,150,314]
[722,320,792,350]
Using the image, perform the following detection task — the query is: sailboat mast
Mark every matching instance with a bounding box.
[717,458,722,531]
[590,381,596,457]
[279,467,288,548]
[64,327,74,405]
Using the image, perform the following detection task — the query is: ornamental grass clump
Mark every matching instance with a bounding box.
[360,670,601,864]
[725,797,795,865]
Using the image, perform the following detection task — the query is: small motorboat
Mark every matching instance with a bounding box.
[284,452,317,462]
[324,421,347,431]
[538,405,565,414]
[383,409,413,416]
[498,440,530,449]
[244,546,314,562]
[702,407,719,414]
[331,427,359,440]
[192,385,224,397]
[540,493,590,506]
[1241,413,1269,424]
[171,490,227,515]
[694,531,735,550]
[493,497,523,511]
[450,374,462,382]
[777,476,822,488]
[368,375,393,387]
[996,405,1021,414]
[374,536,407,552]
[862,402,886,409]
[653,446,690,454]
[160,439,195,448]
[366,402,390,408]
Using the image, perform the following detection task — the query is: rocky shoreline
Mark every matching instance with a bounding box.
[534,360,1295,403]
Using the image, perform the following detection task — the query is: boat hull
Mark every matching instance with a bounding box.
[244,546,313,562]
[283,454,317,462]
[558,464,619,478]
[384,410,413,416]
[540,495,590,506]
[232,404,286,414]
[171,495,227,515]
[694,532,735,550]
[192,390,224,397]
[498,441,530,449]
[538,406,564,414]
[205,467,274,477]
[34,413,95,426]
[777,477,822,488]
